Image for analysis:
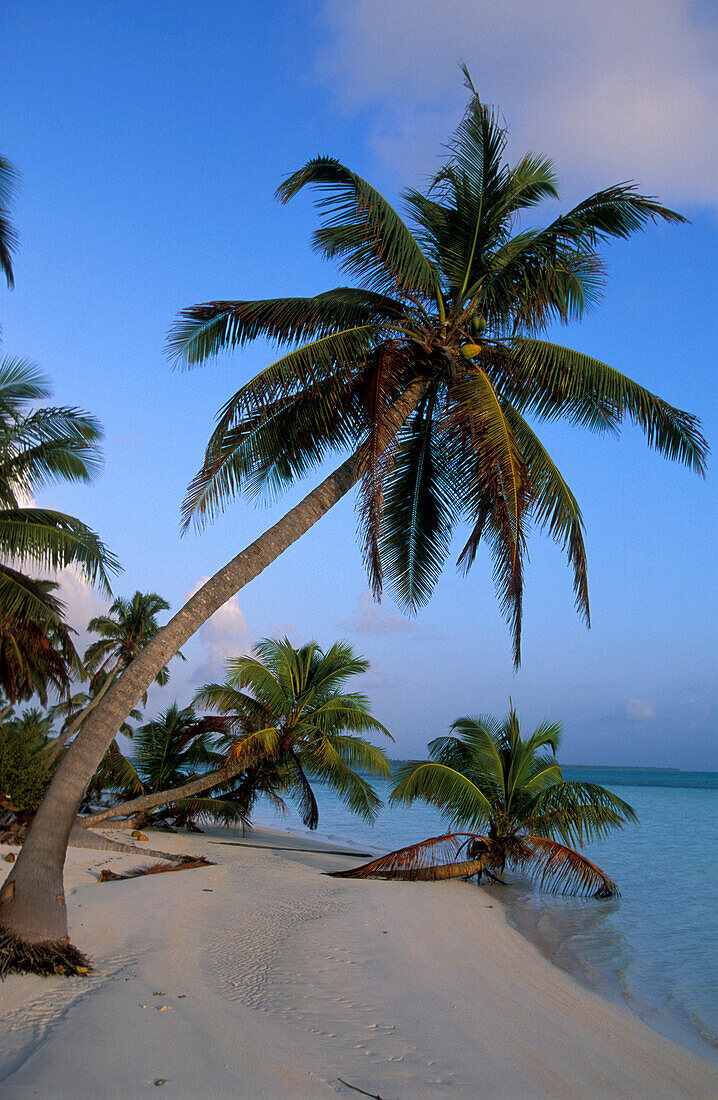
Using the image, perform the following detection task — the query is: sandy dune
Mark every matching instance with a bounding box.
[1,827,716,1099]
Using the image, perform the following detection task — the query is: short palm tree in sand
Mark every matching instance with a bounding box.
[335,709,636,897]
[195,637,393,829]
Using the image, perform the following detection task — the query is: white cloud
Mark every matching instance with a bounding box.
[319,0,717,206]
[625,697,656,720]
[351,589,416,635]
[182,577,251,684]
[34,564,110,656]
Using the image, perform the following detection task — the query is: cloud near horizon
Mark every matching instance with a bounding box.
[625,698,656,720]
[350,590,417,635]
[320,0,717,207]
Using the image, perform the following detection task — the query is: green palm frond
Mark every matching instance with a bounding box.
[0,154,19,288]
[526,782,638,847]
[277,157,440,300]
[95,740,145,797]
[287,752,320,829]
[379,396,457,609]
[505,339,708,472]
[432,717,507,792]
[303,735,383,822]
[505,405,590,623]
[0,509,117,593]
[391,760,494,832]
[168,288,403,364]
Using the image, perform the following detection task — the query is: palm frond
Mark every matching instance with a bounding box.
[0,154,19,288]
[378,396,457,609]
[0,508,119,594]
[168,288,402,365]
[277,157,440,299]
[330,832,490,880]
[504,339,708,472]
[391,760,494,831]
[505,405,590,623]
[518,834,620,897]
[526,782,637,847]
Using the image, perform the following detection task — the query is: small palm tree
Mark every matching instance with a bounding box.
[84,591,179,699]
[45,591,178,764]
[93,703,242,829]
[194,637,393,828]
[336,709,636,897]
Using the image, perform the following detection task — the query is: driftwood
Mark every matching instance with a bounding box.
[97,856,214,882]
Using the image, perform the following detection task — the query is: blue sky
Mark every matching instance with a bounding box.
[2,1,716,767]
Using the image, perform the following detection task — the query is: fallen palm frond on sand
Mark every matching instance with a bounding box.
[97,856,214,882]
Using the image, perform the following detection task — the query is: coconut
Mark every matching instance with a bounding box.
[461,343,482,359]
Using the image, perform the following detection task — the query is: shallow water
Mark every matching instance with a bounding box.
[249,768,718,1062]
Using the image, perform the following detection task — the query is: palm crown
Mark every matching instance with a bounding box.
[340,709,636,897]
[93,703,243,829]
[170,75,706,665]
[194,636,392,828]
[84,591,180,704]
[0,359,117,616]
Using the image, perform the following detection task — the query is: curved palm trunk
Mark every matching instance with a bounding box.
[77,758,247,827]
[331,854,492,881]
[45,662,120,767]
[0,381,425,958]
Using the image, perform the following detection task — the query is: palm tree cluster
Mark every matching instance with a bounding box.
[0,358,118,704]
[80,636,392,835]
[0,78,707,973]
[335,709,637,897]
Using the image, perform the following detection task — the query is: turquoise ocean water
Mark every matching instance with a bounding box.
[249,767,718,1063]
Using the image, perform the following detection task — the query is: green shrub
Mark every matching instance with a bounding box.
[0,717,54,812]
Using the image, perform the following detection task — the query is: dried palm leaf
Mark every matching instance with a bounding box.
[330,831,493,880]
[518,834,619,897]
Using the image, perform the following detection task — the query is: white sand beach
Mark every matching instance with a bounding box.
[1,828,716,1100]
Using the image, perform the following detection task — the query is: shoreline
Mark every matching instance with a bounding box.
[2,826,717,1098]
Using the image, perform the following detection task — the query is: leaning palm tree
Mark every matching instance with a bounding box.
[334,710,636,897]
[2,79,706,971]
[80,637,393,831]
[195,637,393,828]
[45,591,179,765]
[90,703,243,830]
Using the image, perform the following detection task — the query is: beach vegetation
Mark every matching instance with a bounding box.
[90,702,246,830]
[0,357,118,709]
[79,637,392,834]
[3,76,706,971]
[45,591,181,766]
[335,708,636,896]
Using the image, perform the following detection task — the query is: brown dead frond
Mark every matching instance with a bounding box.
[520,835,619,897]
[97,856,214,883]
[330,832,492,880]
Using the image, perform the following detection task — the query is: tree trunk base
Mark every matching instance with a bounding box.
[0,927,91,978]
